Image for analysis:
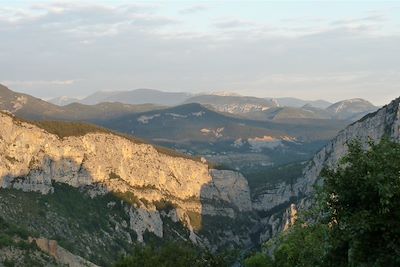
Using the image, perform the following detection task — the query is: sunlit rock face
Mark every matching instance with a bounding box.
[0,112,252,244]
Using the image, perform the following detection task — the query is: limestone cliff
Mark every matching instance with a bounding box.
[253,97,400,240]
[0,112,252,246]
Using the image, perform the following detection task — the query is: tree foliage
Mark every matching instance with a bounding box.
[244,138,400,267]
[114,241,234,267]
[319,138,400,266]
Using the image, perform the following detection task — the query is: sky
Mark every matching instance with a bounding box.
[0,0,399,105]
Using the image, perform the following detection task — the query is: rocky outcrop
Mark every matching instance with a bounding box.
[29,237,98,267]
[283,204,298,231]
[128,207,163,242]
[0,112,252,244]
[203,170,252,212]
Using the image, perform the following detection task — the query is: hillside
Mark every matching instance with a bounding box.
[0,84,162,121]
[97,103,345,142]
[48,96,80,106]
[184,94,278,114]
[80,88,192,106]
[182,92,377,121]
[243,106,332,121]
[238,99,378,122]
[326,98,378,120]
[273,97,332,109]
[0,111,257,265]
[0,84,348,176]
[96,103,347,170]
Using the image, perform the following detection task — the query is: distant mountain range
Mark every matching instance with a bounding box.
[95,102,349,171]
[242,99,377,121]
[0,84,162,121]
[183,94,278,113]
[326,98,377,120]
[47,88,378,121]
[182,94,377,121]
[79,89,192,106]
[96,102,344,143]
[1,84,349,170]
[272,97,332,109]
[48,96,81,106]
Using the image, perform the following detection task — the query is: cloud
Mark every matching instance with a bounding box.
[214,19,255,29]
[2,80,77,86]
[332,15,386,25]
[0,2,398,105]
[179,5,208,15]
[0,2,178,35]
[281,17,326,23]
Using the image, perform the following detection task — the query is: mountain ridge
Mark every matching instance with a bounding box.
[0,84,163,121]
[252,96,400,242]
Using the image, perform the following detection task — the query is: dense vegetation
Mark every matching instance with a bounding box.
[244,138,400,267]
[0,183,245,266]
[0,184,138,266]
[244,161,306,194]
[0,217,58,266]
[114,242,235,267]
[30,120,113,138]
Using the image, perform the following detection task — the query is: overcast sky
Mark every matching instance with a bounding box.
[0,0,399,105]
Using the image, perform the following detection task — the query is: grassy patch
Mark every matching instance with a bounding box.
[186,211,202,231]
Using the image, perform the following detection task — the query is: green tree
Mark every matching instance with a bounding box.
[273,223,330,267]
[114,241,233,267]
[244,138,400,267]
[244,252,273,267]
[318,138,400,266]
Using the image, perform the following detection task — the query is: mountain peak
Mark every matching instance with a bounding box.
[326,98,377,120]
[208,91,242,97]
[49,96,81,106]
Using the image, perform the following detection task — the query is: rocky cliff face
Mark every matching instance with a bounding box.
[253,97,400,241]
[298,97,399,195]
[0,112,252,247]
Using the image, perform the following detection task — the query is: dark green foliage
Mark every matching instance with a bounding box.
[0,184,137,265]
[114,242,234,267]
[0,217,31,240]
[244,252,273,267]
[244,222,331,267]
[245,161,305,194]
[0,233,13,248]
[271,223,330,267]
[244,138,400,267]
[0,183,214,266]
[0,217,53,266]
[3,259,16,267]
[30,120,115,138]
[317,138,400,266]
